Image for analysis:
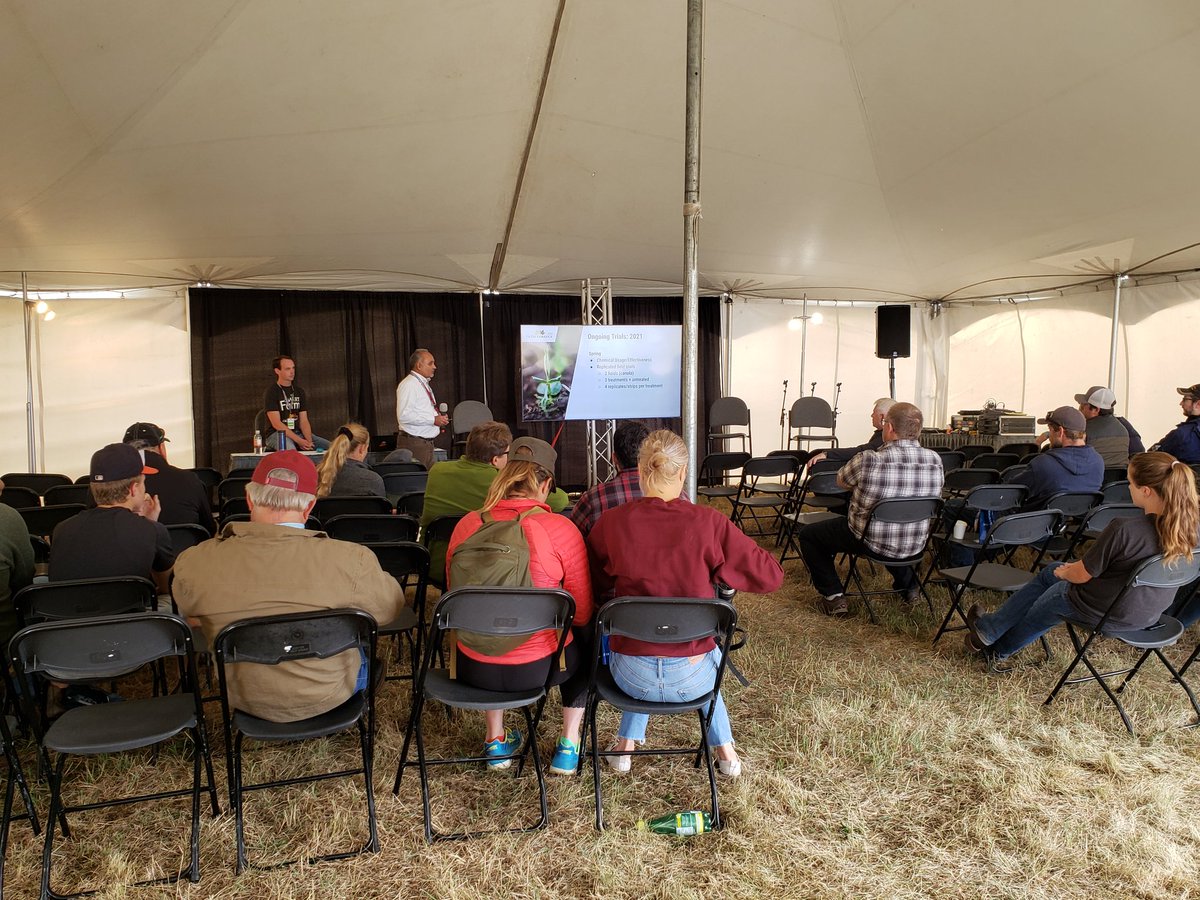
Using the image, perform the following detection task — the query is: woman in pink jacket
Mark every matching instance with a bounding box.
[445,437,593,775]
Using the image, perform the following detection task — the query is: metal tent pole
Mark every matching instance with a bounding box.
[22,272,37,471]
[682,0,703,499]
[1107,274,1123,394]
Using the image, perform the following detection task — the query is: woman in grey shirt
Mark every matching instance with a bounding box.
[315,424,386,498]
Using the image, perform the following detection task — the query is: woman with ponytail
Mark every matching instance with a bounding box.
[965,451,1200,670]
[315,423,386,498]
[587,430,784,778]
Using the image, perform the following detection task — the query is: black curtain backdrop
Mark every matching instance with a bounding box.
[190,288,721,485]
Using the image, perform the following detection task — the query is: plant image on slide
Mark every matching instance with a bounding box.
[521,344,575,421]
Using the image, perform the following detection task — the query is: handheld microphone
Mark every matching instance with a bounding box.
[439,402,448,414]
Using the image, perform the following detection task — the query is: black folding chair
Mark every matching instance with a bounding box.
[0,682,40,900]
[1046,552,1200,735]
[219,496,251,522]
[694,452,751,507]
[371,461,426,477]
[706,397,752,455]
[1060,503,1141,560]
[10,612,219,896]
[394,492,425,517]
[1102,466,1130,486]
[365,542,430,682]
[999,464,1029,483]
[383,472,429,497]
[167,523,211,557]
[970,453,1020,471]
[997,442,1039,457]
[0,487,42,510]
[958,444,994,462]
[0,474,71,496]
[213,609,379,872]
[311,496,393,526]
[1101,480,1132,504]
[20,505,85,540]
[935,450,966,472]
[932,508,1062,644]
[841,497,943,623]
[393,587,574,843]
[15,576,156,628]
[325,513,419,544]
[422,514,464,592]
[927,482,1028,586]
[942,467,1000,497]
[216,477,252,507]
[1037,490,1104,561]
[730,455,801,537]
[42,484,90,507]
[578,597,738,831]
[778,470,847,563]
[187,467,223,506]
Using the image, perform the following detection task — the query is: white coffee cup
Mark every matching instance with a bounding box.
[952,520,968,540]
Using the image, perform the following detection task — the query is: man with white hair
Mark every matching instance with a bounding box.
[808,397,895,467]
[173,450,403,723]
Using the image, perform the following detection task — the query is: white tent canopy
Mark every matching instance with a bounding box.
[2,1,1199,474]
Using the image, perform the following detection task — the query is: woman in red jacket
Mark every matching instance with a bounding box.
[588,430,784,778]
[445,437,593,775]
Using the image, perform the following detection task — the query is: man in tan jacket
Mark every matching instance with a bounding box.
[173,450,403,722]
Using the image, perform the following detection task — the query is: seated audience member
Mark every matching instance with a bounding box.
[588,430,783,778]
[808,398,895,467]
[124,421,216,535]
[444,437,593,775]
[49,443,175,590]
[569,421,651,539]
[0,479,35,644]
[422,422,568,577]
[1150,383,1200,464]
[797,402,943,617]
[964,452,1199,670]
[173,450,403,723]
[1074,386,1132,466]
[315,423,386,498]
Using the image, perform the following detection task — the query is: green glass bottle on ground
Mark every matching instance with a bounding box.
[636,811,712,836]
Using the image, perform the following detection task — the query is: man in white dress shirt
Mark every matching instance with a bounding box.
[395,348,449,468]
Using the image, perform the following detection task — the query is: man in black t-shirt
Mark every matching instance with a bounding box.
[262,355,329,451]
[49,443,176,591]
[123,422,217,535]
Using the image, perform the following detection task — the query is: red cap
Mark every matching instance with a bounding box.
[250,450,318,495]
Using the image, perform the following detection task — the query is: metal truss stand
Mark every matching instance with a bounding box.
[582,278,616,488]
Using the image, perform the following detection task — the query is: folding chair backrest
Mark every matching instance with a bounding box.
[167,523,211,556]
[598,597,737,646]
[959,444,994,462]
[326,513,420,544]
[215,609,376,666]
[451,400,494,439]
[1130,551,1200,590]
[366,541,430,581]
[962,483,1028,512]
[394,492,425,517]
[1,473,72,495]
[383,472,429,495]
[997,442,1039,457]
[423,514,464,548]
[220,497,251,520]
[709,397,750,428]
[789,397,834,429]
[43,484,90,506]
[312,496,393,524]
[999,464,1029,483]
[1102,466,1130,485]
[20,504,86,538]
[802,470,845,497]
[807,458,844,476]
[741,455,799,480]
[766,448,810,467]
[16,576,156,624]
[970,453,1019,471]
[11,612,191,683]
[432,587,574,637]
[983,508,1062,547]
[0,486,41,510]
[1043,490,1103,519]
[936,451,966,471]
[868,497,942,525]
[1101,480,1132,504]
[1080,503,1141,535]
[217,477,252,505]
[371,462,426,477]
[943,468,1000,493]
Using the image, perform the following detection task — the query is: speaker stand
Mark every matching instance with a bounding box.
[888,354,897,400]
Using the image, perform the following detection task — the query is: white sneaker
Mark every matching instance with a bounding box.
[716,756,742,779]
[602,741,632,774]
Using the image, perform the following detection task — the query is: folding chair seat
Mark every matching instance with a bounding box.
[970,452,1020,471]
[706,397,752,455]
[42,484,90,507]
[694,452,751,507]
[214,609,379,872]
[778,470,848,563]
[578,596,738,831]
[370,461,427,477]
[311,495,393,526]
[19,505,85,541]
[364,541,429,682]
[729,455,800,537]
[0,487,41,510]
[10,612,219,896]
[841,497,943,623]
[931,508,1062,644]
[393,587,574,843]
[421,514,464,592]
[167,523,212,557]
[325,513,419,544]
[1101,480,1132,504]
[0,474,71,496]
[1046,552,1200,735]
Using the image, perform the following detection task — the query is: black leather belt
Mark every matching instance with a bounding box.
[397,431,433,442]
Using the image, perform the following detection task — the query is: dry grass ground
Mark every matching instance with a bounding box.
[7,533,1200,899]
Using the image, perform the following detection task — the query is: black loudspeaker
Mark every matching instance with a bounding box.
[875,305,911,358]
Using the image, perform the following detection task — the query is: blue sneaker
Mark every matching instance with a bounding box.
[484,729,522,769]
[548,737,580,775]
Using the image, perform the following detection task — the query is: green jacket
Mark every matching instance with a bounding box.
[0,503,36,643]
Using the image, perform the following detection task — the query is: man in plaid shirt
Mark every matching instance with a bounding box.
[569,421,651,538]
[797,402,943,616]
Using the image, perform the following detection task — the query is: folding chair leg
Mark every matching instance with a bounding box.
[931,584,969,645]
[1145,649,1200,726]
[587,699,605,832]
[357,718,380,853]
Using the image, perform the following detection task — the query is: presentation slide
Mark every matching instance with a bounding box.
[519,325,682,422]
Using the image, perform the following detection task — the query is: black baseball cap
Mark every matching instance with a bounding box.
[91,443,157,483]
[123,422,168,447]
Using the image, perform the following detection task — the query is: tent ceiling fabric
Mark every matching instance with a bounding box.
[3,0,1200,299]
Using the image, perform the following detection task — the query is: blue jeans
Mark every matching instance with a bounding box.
[265,432,330,451]
[610,648,734,747]
[974,562,1075,660]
